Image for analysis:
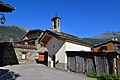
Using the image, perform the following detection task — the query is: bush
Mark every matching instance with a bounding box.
[117,74,120,80]
[97,74,116,80]
[86,73,120,80]
[86,73,98,78]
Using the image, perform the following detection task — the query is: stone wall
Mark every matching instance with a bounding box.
[0,42,48,66]
[14,48,40,64]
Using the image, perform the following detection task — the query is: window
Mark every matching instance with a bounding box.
[54,21,56,29]
[53,44,55,48]
[21,52,27,60]
[58,20,60,27]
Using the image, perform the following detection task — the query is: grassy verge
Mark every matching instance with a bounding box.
[86,73,120,80]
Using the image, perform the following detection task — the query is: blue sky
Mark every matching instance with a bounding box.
[1,0,120,38]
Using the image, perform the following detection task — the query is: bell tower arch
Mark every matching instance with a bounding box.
[51,15,61,32]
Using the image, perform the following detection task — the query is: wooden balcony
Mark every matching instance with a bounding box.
[13,44,36,49]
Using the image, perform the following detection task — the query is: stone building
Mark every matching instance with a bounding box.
[13,29,48,65]
[0,29,47,66]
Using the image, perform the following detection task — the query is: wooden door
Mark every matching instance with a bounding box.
[38,52,48,66]
[39,53,45,61]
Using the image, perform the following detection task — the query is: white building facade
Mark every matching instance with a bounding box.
[46,37,91,70]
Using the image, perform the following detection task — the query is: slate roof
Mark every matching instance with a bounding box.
[21,29,44,40]
[51,16,61,21]
[16,38,38,43]
[39,30,91,47]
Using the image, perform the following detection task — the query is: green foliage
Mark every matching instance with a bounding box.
[86,73,120,80]
[86,73,98,78]
[97,74,117,80]
[0,25,27,42]
[117,74,120,79]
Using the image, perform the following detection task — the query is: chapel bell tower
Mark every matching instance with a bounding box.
[51,15,61,32]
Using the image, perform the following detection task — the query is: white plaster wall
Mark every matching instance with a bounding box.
[56,43,66,63]
[64,42,91,64]
[46,37,65,57]
[65,42,91,51]
[46,38,91,69]
[46,38,91,63]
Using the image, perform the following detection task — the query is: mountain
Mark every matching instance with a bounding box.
[83,32,120,46]
[0,25,28,42]
[0,25,119,47]
[92,32,120,40]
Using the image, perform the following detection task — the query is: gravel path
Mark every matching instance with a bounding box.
[1,64,96,80]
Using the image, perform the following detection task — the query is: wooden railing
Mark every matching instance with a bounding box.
[13,43,36,49]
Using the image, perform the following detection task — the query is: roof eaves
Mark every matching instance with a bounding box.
[0,1,15,12]
[66,51,118,57]
[46,30,60,38]
[16,38,38,43]
[92,40,120,48]
[21,29,44,40]
[38,30,61,43]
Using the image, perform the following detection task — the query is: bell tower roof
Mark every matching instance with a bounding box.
[51,16,61,21]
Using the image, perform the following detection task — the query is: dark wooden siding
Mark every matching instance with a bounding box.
[67,56,76,72]
[66,51,117,74]
[0,42,18,66]
[95,56,109,74]
[67,52,96,74]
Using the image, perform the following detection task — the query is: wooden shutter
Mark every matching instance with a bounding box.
[39,53,44,61]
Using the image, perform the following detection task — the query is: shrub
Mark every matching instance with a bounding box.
[86,73,98,78]
[86,73,120,80]
[97,74,116,80]
[117,74,120,80]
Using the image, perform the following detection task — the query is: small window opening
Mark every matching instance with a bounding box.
[21,52,27,60]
